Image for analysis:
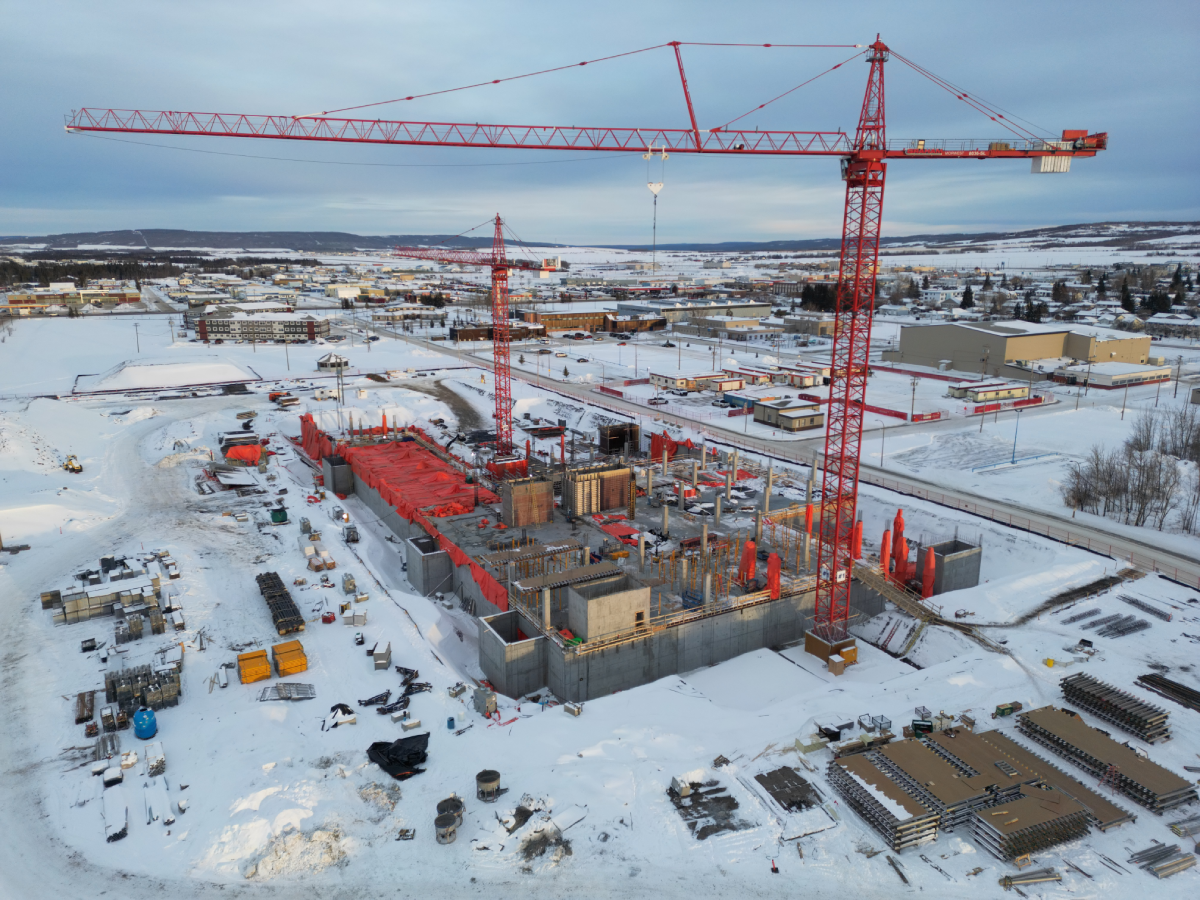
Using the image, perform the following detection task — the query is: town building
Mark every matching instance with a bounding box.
[1052,361,1172,389]
[946,381,1031,403]
[649,370,746,392]
[883,321,1152,380]
[752,398,825,432]
[197,312,329,343]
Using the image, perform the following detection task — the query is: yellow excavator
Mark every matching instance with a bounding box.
[63,455,82,474]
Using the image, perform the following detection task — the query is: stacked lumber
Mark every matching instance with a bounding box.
[272,640,309,677]
[1060,672,1171,743]
[237,649,271,684]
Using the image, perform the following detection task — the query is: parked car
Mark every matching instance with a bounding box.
[555,352,568,358]
[538,348,552,355]
[668,389,689,397]
[647,397,668,405]
[577,358,589,363]
[618,341,627,346]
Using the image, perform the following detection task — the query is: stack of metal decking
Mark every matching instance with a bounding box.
[1060,672,1171,743]
[1017,706,1197,813]
[826,753,940,852]
[971,786,1090,861]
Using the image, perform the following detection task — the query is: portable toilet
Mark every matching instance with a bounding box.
[270,508,288,525]
[133,707,157,740]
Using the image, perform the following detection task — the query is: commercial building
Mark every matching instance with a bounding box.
[614,298,772,323]
[946,381,1030,402]
[518,309,666,334]
[783,312,836,336]
[675,315,784,341]
[883,321,1152,381]
[196,312,329,343]
[4,287,141,311]
[1052,361,1171,389]
[649,370,745,392]
[752,398,825,432]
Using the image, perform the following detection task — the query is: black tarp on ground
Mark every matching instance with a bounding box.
[367,733,430,780]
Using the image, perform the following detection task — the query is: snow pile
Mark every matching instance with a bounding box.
[245,827,347,880]
[76,358,255,392]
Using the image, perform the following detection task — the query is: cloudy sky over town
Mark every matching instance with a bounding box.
[3,0,1196,242]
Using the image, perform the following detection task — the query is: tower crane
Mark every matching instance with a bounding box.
[65,37,1107,644]
[393,213,542,464]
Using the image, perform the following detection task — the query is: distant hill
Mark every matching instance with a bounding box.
[1,222,1196,254]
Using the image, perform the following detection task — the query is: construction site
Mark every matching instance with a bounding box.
[2,15,1198,900]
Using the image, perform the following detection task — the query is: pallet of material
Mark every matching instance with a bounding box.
[1017,706,1198,813]
[272,640,308,677]
[1060,672,1171,743]
[255,571,305,635]
[237,649,271,684]
[75,690,96,724]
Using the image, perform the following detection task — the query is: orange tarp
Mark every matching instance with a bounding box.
[225,444,263,464]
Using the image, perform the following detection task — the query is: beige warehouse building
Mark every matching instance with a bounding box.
[883,322,1152,381]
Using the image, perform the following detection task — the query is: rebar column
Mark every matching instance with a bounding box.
[691,460,699,490]
[704,572,712,606]
[764,466,774,513]
[638,533,646,570]
[542,587,551,630]
[662,502,669,538]
[662,446,668,476]
[701,522,708,555]
[714,495,722,525]
[755,511,763,543]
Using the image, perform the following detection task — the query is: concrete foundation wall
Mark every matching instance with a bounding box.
[404,536,455,597]
[479,611,546,699]
[321,455,355,496]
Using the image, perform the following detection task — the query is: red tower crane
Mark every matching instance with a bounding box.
[65,38,1106,642]
[393,213,541,461]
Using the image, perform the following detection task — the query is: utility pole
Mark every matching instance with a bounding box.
[1175,355,1183,398]
[1120,383,1129,420]
[284,340,290,371]
[910,375,919,421]
[1011,408,1022,463]
[133,322,140,353]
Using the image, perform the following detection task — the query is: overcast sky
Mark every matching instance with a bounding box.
[2,0,1196,243]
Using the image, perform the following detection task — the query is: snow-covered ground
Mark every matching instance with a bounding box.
[1,315,1198,899]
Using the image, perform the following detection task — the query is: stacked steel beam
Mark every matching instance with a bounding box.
[1017,706,1197,813]
[826,753,939,852]
[1128,843,1196,879]
[1136,673,1200,713]
[1060,673,1171,743]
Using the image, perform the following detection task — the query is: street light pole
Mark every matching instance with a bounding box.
[1011,408,1022,464]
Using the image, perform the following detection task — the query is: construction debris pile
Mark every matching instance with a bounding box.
[1059,672,1171,743]
[1017,706,1198,813]
[104,655,183,713]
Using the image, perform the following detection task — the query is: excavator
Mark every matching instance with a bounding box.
[63,455,82,474]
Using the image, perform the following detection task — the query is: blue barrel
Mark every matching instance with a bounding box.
[447,716,455,730]
[133,708,157,739]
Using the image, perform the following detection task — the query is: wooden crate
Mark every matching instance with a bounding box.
[237,649,271,684]
[271,640,304,659]
[274,649,308,676]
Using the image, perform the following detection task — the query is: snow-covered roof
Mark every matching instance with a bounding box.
[1058,361,1169,375]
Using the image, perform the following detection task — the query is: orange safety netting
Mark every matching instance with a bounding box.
[738,539,757,582]
[224,444,263,464]
[649,430,696,463]
[297,414,510,611]
[766,552,781,599]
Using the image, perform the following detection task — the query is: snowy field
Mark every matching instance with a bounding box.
[0,315,1198,898]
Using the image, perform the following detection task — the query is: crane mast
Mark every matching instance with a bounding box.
[393,214,541,461]
[813,38,888,641]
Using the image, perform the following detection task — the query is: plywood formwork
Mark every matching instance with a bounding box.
[1060,672,1171,743]
[561,465,631,518]
[500,477,554,527]
[1018,706,1197,813]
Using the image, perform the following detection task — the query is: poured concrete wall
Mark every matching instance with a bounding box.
[321,455,355,496]
[479,611,546,699]
[567,574,650,640]
[404,536,454,597]
[930,540,982,594]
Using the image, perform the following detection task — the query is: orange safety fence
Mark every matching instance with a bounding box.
[299,414,509,611]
